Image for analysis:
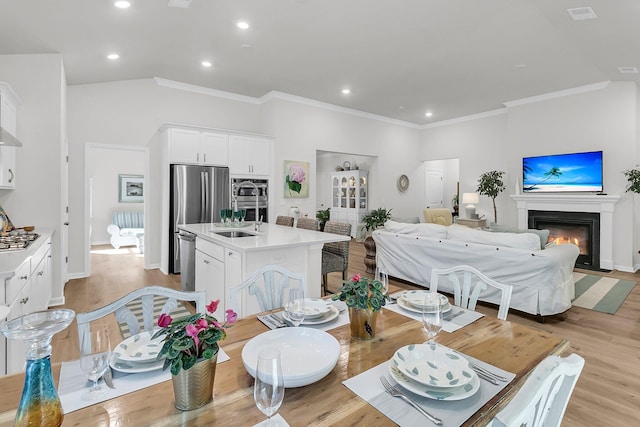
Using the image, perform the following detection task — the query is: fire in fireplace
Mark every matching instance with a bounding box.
[528,210,600,270]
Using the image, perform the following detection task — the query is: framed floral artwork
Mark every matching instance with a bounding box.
[119,174,144,203]
[284,160,309,198]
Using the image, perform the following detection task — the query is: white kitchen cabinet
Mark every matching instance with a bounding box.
[5,260,31,375]
[0,83,19,190]
[195,247,225,314]
[31,239,53,311]
[329,170,368,238]
[228,135,271,176]
[166,128,229,166]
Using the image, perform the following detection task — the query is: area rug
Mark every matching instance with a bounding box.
[572,272,637,314]
[117,296,192,338]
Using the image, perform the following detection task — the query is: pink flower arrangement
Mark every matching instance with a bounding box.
[152,300,237,375]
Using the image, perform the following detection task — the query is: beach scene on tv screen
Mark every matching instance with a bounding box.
[523,151,603,192]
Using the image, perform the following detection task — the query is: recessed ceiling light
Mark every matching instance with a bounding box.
[341,88,351,95]
[114,1,131,9]
[567,7,597,21]
[201,61,212,68]
[618,66,638,74]
[237,21,250,30]
[107,53,120,60]
[425,111,433,118]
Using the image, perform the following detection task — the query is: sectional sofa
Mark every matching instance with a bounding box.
[373,221,580,316]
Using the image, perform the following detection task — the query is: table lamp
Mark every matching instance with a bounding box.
[461,192,480,219]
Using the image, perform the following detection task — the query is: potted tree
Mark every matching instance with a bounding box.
[476,171,506,224]
[624,166,640,193]
[316,207,331,231]
[361,208,392,274]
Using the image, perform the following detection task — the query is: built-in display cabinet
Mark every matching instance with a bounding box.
[0,82,19,190]
[329,170,368,238]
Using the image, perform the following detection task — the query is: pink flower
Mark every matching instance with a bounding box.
[157,313,172,328]
[351,274,361,283]
[186,324,201,348]
[225,309,238,324]
[290,165,306,184]
[206,300,220,314]
[196,318,208,329]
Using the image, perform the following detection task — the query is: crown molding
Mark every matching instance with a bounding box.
[503,81,611,108]
[154,77,262,104]
[421,108,507,129]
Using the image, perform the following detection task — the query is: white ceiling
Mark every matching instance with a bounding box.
[1,0,638,125]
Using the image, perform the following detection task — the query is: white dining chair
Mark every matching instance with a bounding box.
[228,264,306,318]
[429,265,513,320]
[76,286,206,354]
[487,353,585,427]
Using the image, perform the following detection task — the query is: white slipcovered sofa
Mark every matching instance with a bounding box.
[107,211,144,252]
[373,221,580,316]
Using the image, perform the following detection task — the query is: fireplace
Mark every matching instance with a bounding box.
[528,210,600,270]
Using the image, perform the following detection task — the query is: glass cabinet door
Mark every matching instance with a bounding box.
[340,177,348,208]
[359,175,367,209]
[332,177,340,208]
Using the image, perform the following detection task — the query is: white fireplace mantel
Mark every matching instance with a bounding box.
[510,194,620,270]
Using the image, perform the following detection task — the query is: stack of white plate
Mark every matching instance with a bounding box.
[388,343,480,401]
[282,298,340,325]
[110,331,166,373]
[396,291,452,315]
[242,327,340,387]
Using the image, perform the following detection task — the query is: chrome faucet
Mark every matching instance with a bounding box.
[233,180,262,231]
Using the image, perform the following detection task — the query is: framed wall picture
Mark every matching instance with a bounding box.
[284,160,309,198]
[119,174,144,203]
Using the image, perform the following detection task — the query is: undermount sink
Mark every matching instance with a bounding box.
[212,231,258,238]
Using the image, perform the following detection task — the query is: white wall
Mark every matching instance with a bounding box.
[421,82,638,271]
[0,54,65,303]
[88,146,144,245]
[67,78,264,274]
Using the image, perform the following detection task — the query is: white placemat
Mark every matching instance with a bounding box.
[252,413,290,427]
[257,301,349,332]
[343,351,515,427]
[58,348,230,414]
[384,293,484,333]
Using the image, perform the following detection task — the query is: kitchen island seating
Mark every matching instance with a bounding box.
[430,265,513,320]
[275,216,294,227]
[321,221,352,294]
[76,287,205,353]
[296,217,319,231]
[487,353,585,427]
[228,264,306,318]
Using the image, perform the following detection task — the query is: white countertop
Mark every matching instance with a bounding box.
[0,228,54,280]
[178,223,350,252]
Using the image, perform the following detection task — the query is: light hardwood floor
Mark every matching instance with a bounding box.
[52,242,640,426]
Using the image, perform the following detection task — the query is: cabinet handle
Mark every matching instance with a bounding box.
[37,271,44,276]
[203,259,210,264]
[20,275,28,280]
[20,297,29,305]
[203,153,207,163]
[8,169,14,183]
[197,153,200,162]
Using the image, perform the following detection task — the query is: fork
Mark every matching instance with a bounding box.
[379,376,442,425]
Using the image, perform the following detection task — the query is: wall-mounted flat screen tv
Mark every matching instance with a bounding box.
[522,151,603,193]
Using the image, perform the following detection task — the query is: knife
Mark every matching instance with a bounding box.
[103,367,116,389]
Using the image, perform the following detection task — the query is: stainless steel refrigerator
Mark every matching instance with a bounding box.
[169,164,229,275]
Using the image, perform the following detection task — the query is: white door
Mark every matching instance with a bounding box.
[425,169,443,208]
[61,141,69,284]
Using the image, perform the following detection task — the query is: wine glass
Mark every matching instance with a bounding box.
[254,349,285,426]
[79,325,111,401]
[284,289,305,327]
[219,209,227,225]
[421,292,442,347]
[375,269,389,295]
[240,208,247,225]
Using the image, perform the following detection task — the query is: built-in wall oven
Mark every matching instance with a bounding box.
[231,178,269,223]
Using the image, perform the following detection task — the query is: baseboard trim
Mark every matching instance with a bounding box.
[48,297,65,307]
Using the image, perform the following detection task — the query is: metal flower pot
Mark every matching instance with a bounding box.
[171,351,218,411]
[348,307,378,340]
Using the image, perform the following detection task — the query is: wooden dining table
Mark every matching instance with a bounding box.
[0,298,568,426]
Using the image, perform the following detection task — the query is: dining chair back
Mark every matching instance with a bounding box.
[228,264,306,318]
[487,353,585,427]
[321,221,351,294]
[296,217,319,231]
[275,216,295,227]
[430,264,513,320]
[76,286,206,354]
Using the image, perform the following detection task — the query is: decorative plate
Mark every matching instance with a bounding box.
[342,160,351,170]
[401,291,451,312]
[388,362,480,401]
[114,331,164,363]
[392,343,474,388]
[397,175,410,192]
[397,291,451,315]
[110,355,165,374]
[283,305,339,325]
[302,298,334,319]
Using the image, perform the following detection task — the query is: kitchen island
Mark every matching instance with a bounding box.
[178,223,350,316]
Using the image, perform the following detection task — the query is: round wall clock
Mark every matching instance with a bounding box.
[397,174,410,192]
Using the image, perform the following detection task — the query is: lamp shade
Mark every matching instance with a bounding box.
[461,192,479,205]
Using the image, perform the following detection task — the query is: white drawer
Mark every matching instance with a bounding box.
[31,237,52,273]
[6,260,30,305]
[195,239,224,261]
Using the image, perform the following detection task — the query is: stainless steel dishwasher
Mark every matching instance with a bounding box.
[177,230,196,292]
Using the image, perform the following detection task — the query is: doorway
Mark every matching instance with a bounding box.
[423,158,460,212]
[84,143,149,276]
